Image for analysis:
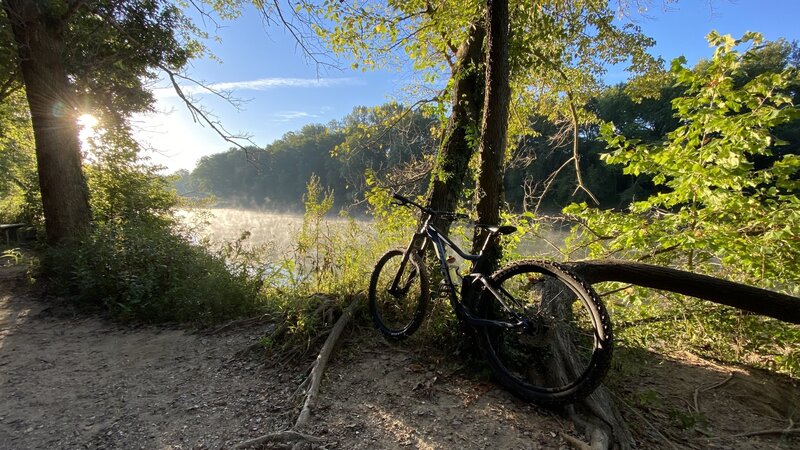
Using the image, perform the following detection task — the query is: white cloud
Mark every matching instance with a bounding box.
[154,77,363,98]
[271,111,320,122]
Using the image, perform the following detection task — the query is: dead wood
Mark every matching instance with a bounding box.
[295,298,359,429]
[232,430,323,449]
[207,313,274,335]
[232,295,361,449]
[569,260,800,324]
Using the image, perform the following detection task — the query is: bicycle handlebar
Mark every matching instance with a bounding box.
[391,193,470,220]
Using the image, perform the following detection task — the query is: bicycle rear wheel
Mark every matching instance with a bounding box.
[368,249,429,340]
[476,260,613,406]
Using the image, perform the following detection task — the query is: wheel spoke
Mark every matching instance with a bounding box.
[476,261,613,405]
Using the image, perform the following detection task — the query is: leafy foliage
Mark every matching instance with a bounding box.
[46,128,267,325]
[567,32,800,376]
[47,219,265,325]
[0,90,39,225]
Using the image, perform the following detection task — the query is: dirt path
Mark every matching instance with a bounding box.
[1,264,798,449]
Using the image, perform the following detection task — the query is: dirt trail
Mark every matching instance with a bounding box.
[1,264,798,449]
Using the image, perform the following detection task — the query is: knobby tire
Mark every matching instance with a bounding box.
[368,249,429,340]
[475,260,613,406]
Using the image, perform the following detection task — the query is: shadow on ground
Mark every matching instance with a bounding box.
[1,260,797,449]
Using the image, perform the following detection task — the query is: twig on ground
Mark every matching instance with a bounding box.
[702,418,799,440]
[611,391,681,450]
[207,313,273,335]
[693,372,734,413]
[232,295,362,449]
[232,430,324,449]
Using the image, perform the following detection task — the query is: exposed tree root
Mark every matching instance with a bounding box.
[232,296,361,449]
[611,391,681,450]
[693,372,734,413]
[541,278,634,450]
[560,431,592,450]
[563,385,634,450]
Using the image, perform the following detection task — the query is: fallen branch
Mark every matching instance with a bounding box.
[569,260,800,324]
[232,430,324,449]
[728,427,800,438]
[295,297,360,429]
[693,373,734,414]
[699,419,799,441]
[207,313,273,335]
[232,295,362,449]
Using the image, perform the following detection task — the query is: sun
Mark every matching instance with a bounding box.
[77,113,99,145]
[77,113,98,128]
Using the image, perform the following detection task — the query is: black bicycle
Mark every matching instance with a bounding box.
[368,194,613,406]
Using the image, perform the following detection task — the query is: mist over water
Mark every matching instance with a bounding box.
[179,208,572,261]
[179,208,370,252]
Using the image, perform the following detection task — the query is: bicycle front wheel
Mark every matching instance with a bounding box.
[476,260,613,406]
[368,249,430,340]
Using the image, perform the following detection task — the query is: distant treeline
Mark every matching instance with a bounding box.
[174,40,799,213]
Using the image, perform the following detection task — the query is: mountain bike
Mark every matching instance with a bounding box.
[368,193,613,406]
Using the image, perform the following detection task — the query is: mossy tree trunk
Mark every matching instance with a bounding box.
[471,0,510,273]
[425,19,485,233]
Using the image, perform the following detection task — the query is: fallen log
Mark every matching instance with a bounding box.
[568,260,800,324]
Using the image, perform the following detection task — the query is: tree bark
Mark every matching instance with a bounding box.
[569,260,800,324]
[425,19,485,232]
[4,0,91,244]
[542,277,634,449]
[472,0,510,272]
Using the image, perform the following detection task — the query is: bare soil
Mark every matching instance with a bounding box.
[1,263,798,449]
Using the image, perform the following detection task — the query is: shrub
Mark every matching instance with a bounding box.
[44,128,267,325]
[47,219,266,325]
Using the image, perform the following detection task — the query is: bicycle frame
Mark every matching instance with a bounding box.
[389,206,528,330]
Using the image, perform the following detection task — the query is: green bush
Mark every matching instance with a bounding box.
[41,127,268,325]
[566,32,800,377]
[47,219,266,325]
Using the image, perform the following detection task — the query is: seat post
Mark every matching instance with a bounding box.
[478,230,499,256]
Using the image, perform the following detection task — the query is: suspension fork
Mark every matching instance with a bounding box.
[389,232,428,294]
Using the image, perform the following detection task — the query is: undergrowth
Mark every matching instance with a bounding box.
[598,283,800,378]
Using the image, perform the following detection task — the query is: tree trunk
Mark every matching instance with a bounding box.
[569,260,800,324]
[472,0,510,272]
[4,0,91,245]
[541,279,634,449]
[425,19,485,232]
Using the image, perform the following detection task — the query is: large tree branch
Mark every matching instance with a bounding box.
[90,5,254,151]
[569,260,800,324]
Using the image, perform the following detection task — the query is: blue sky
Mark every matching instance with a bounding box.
[134,1,800,172]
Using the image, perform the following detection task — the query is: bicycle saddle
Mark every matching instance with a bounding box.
[475,224,517,235]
